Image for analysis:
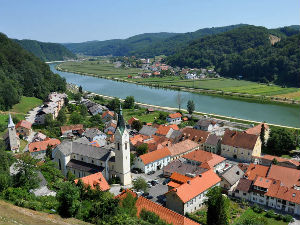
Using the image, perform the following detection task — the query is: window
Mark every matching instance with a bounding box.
[243,193,246,196]
[118,143,120,150]
[125,142,128,150]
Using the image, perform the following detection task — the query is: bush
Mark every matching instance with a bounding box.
[275,214,284,221]
[266,210,276,218]
[283,214,294,223]
[252,204,263,213]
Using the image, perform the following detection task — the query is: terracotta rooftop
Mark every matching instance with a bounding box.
[170,172,191,184]
[259,155,300,167]
[236,178,252,192]
[222,129,259,150]
[16,120,32,130]
[74,172,110,191]
[253,176,272,189]
[102,110,114,118]
[266,182,300,204]
[29,138,61,153]
[156,124,179,136]
[128,117,139,126]
[61,124,84,134]
[238,163,249,172]
[244,164,269,181]
[267,164,300,187]
[168,113,182,119]
[167,170,221,203]
[130,134,150,146]
[183,149,225,168]
[245,123,269,135]
[168,140,199,157]
[139,147,171,165]
[181,127,209,144]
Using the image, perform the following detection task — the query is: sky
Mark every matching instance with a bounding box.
[0,0,299,43]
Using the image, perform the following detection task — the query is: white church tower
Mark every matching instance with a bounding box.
[114,106,131,186]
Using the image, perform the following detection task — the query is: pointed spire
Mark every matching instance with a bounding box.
[117,105,125,134]
[7,113,15,128]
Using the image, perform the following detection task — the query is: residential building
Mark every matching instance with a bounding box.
[165,170,221,214]
[155,124,179,137]
[60,124,84,136]
[3,114,20,152]
[167,113,182,124]
[134,147,171,174]
[219,165,244,194]
[252,155,300,169]
[32,132,47,142]
[163,159,207,177]
[15,120,32,137]
[74,172,110,191]
[180,128,209,148]
[88,104,103,116]
[221,129,261,162]
[167,172,191,191]
[168,140,199,160]
[29,138,61,159]
[102,110,115,122]
[194,119,220,132]
[204,133,221,154]
[139,125,157,137]
[245,123,270,143]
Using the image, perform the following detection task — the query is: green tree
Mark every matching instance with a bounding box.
[260,124,265,146]
[123,96,135,109]
[89,114,104,130]
[74,93,82,102]
[107,98,121,113]
[70,112,83,124]
[140,209,170,225]
[131,120,143,131]
[136,143,148,156]
[79,85,83,93]
[187,100,195,115]
[206,186,229,225]
[57,182,80,217]
[57,108,67,125]
[79,104,88,117]
[67,170,76,182]
[120,192,137,217]
[0,173,11,192]
[133,177,148,193]
[45,145,53,160]
[44,114,53,127]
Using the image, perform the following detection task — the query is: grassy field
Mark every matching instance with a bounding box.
[11,96,43,114]
[123,108,161,123]
[0,200,91,225]
[59,61,300,100]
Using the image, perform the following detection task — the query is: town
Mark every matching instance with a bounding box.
[3,88,299,225]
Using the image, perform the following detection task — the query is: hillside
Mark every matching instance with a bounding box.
[166,26,300,87]
[0,33,66,110]
[14,39,77,62]
[63,32,179,56]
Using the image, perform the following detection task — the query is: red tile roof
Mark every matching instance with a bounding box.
[181,128,209,144]
[60,124,84,134]
[74,172,110,191]
[267,165,300,187]
[168,113,182,119]
[267,184,300,204]
[128,117,139,126]
[170,172,191,184]
[168,140,199,157]
[167,170,221,203]
[244,164,269,181]
[156,124,179,136]
[260,155,300,167]
[29,138,61,153]
[222,129,259,150]
[139,147,171,165]
[102,110,114,119]
[130,134,150,146]
[16,120,32,130]
[253,176,272,189]
[183,149,225,168]
[245,123,269,135]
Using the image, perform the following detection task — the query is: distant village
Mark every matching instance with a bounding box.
[3,90,300,225]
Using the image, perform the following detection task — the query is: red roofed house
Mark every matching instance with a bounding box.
[253,154,300,170]
[245,123,270,143]
[29,138,61,158]
[15,120,32,137]
[155,124,179,137]
[134,147,171,174]
[221,129,262,162]
[165,169,221,214]
[168,172,191,190]
[167,113,182,124]
[168,139,199,160]
[116,189,200,225]
[60,124,84,135]
[183,149,226,172]
[102,110,115,122]
[74,172,110,191]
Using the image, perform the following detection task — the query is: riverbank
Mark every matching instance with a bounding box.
[55,64,300,106]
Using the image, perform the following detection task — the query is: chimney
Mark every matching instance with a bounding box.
[187,180,190,184]
[199,174,202,178]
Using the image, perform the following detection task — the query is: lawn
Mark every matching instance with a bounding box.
[19,139,28,152]
[11,96,43,114]
[123,108,161,123]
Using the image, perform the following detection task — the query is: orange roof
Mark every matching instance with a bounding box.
[168,181,182,188]
[168,140,199,157]
[139,147,171,165]
[261,155,300,167]
[74,172,110,191]
[183,117,188,121]
[102,110,114,119]
[183,150,225,168]
[61,124,84,134]
[29,138,61,153]
[267,165,300,187]
[167,170,221,203]
[244,164,269,180]
[107,130,114,135]
[89,141,100,147]
[168,113,182,119]
[156,124,179,136]
[130,134,150,146]
[253,176,272,189]
[267,183,300,204]
[16,120,32,130]
[222,129,259,150]
[128,117,139,126]
[181,127,209,144]
[245,123,269,135]
[170,172,191,184]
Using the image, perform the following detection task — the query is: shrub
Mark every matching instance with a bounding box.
[283,214,294,223]
[266,210,276,218]
[275,214,284,221]
[252,204,263,213]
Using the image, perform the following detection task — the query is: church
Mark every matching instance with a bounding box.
[52,107,132,185]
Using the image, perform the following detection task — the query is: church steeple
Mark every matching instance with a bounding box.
[7,113,15,129]
[117,105,126,135]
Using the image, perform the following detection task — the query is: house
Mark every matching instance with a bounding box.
[180,128,209,148]
[139,125,157,136]
[245,123,270,143]
[168,140,199,160]
[183,149,226,172]
[29,138,61,159]
[116,189,200,225]
[194,119,220,132]
[163,159,207,177]
[102,110,115,122]
[134,147,171,174]
[128,117,139,128]
[47,92,67,111]
[167,113,182,124]
[74,172,110,191]
[88,104,103,116]
[147,108,154,113]
[60,124,84,136]
[167,172,191,191]
[15,120,32,137]
[104,120,117,134]
[185,73,197,80]
[53,108,132,186]
[252,155,300,169]
[3,114,20,152]
[219,165,244,195]
[83,128,107,147]
[165,170,221,214]
[155,124,179,137]
[204,133,222,154]
[221,129,261,162]
[32,132,47,142]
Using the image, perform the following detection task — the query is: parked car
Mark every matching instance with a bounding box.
[146,195,153,199]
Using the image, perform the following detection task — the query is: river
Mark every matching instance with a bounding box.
[50,64,300,128]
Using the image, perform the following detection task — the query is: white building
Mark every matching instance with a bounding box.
[166,113,182,124]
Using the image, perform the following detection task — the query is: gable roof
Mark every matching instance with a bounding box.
[139,125,157,137]
[253,176,272,189]
[170,172,191,184]
[156,124,179,136]
[181,127,209,144]
[168,113,182,119]
[29,138,61,153]
[167,170,221,203]
[221,165,244,186]
[16,120,32,130]
[236,178,252,192]
[244,164,269,181]
[259,155,300,167]
[74,172,109,191]
[222,129,259,150]
[60,124,84,134]
[168,140,199,157]
[102,110,114,118]
[267,164,300,187]
[205,133,221,146]
[163,159,207,177]
[266,182,300,204]
[139,147,171,165]
[245,123,269,135]
[183,149,226,168]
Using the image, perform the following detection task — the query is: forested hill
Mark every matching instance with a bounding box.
[63,32,179,56]
[0,33,66,110]
[14,39,77,62]
[166,25,300,87]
